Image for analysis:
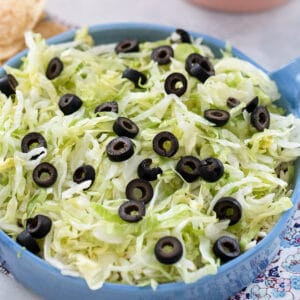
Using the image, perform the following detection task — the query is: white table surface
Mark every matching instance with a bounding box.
[0,1,299,299]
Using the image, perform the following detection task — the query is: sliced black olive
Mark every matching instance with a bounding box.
[199,157,224,182]
[213,197,242,225]
[46,57,64,80]
[151,45,174,65]
[21,132,47,152]
[125,178,153,204]
[213,236,241,263]
[113,117,139,139]
[204,109,230,127]
[26,215,52,239]
[189,59,215,83]
[32,162,58,187]
[185,53,205,73]
[106,136,134,162]
[137,158,162,181]
[21,132,47,159]
[118,200,145,223]
[0,74,18,97]
[73,165,96,189]
[94,101,118,114]
[227,97,241,108]
[185,53,215,83]
[154,236,183,264]
[164,72,187,97]
[175,156,201,183]
[171,28,191,44]
[122,68,147,88]
[16,230,40,254]
[115,39,139,54]
[58,93,83,115]
[245,96,259,113]
[152,131,179,157]
[251,105,270,132]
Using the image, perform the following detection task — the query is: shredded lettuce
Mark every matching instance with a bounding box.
[0,28,299,289]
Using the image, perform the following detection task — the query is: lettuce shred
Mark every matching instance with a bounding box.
[0,28,299,289]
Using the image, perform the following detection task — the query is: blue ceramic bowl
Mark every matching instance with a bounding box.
[0,23,300,300]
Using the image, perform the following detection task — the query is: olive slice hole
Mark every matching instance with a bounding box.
[29,141,40,151]
[101,106,112,112]
[74,169,86,181]
[121,42,132,50]
[183,161,196,173]
[50,64,58,74]
[124,205,140,216]
[224,207,234,217]
[95,101,119,114]
[159,139,172,152]
[174,81,183,90]
[132,187,146,200]
[170,79,183,91]
[64,97,71,104]
[114,141,125,151]
[200,61,210,71]
[222,241,236,254]
[161,242,174,254]
[191,58,198,66]
[115,40,139,54]
[259,112,266,123]
[27,218,38,230]
[212,111,224,118]
[123,120,133,129]
[38,170,52,181]
[207,160,214,170]
[158,50,167,58]
[227,97,241,108]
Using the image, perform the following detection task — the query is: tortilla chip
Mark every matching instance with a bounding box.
[0,0,45,46]
[38,11,47,23]
[0,38,25,61]
[33,20,68,39]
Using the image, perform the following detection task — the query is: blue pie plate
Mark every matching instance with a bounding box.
[0,23,299,300]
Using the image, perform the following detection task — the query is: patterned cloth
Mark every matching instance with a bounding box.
[232,206,300,300]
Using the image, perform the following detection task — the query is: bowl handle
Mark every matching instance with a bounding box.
[270,57,300,116]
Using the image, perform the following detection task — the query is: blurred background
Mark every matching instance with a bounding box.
[45,0,300,70]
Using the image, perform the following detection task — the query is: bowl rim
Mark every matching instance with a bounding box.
[0,22,298,293]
